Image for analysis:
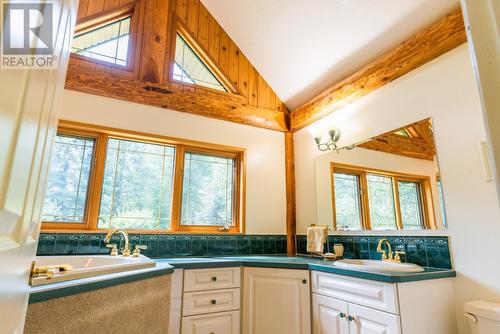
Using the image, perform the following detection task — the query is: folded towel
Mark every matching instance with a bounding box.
[307,226,326,254]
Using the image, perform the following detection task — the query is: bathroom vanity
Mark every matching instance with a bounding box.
[163,256,456,334]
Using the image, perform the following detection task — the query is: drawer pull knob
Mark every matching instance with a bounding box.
[211,276,217,282]
[348,315,355,322]
[210,299,217,305]
[302,279,307,284]
[339,313,346,318]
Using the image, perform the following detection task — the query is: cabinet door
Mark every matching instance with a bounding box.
[312,293,349,334]
[181,311,240,334]
[348,304,401,334]
[243,267,311,334]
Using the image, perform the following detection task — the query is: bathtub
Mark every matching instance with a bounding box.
[31,255,156,286]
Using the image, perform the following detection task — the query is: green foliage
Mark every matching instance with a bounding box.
[41,135,94,223]
[334,173,362,230]
[181,153,234,226]
[42,135,237,230]
[98,138,174,229]
[398,181,423,230]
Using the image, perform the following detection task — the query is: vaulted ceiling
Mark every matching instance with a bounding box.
[67,0,464,133]
[201,0,460,110]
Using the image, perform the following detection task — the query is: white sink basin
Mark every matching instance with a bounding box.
[334,259,425,273]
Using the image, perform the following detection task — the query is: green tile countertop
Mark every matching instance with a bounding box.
[29,262,174,304]
[155,256,456,283]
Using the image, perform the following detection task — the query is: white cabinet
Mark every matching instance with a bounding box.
[178,268,241,334]
[242,267,311,334]
[347,303,400,334]
[312,293,400,334]
[311,271,456,334]
[181,311,240,334]
[312,293,349,334]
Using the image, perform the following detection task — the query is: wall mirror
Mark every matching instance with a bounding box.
[314,118,447,231]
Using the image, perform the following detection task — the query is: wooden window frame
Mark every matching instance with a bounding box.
[41,120,246,234]
[168,19,239,95]
[71,2,139,71]
[330,163,437,231]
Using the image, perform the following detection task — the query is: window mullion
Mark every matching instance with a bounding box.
[170,145,185,232]
[360,172,372,230]
[393,177,403,230]
[86,133,108,230]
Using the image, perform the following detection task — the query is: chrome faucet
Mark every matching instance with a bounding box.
[376,238,406,263]
[104,228,131,256]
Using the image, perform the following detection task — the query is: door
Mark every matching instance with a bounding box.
[460,0,500,199]
[347,303,401,334]
[312,293,349,334]
[0,1,77,333]
[243,267,311,334]
[181,311,240,334]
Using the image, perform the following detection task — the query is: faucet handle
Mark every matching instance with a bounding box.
[106,243,118,256]
[133,245,148,257]
[394,251,406,263]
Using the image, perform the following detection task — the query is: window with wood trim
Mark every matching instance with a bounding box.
[41,122,244,233]
[72,16,132,66]
[171,23,235,93]
[331,163,435,231]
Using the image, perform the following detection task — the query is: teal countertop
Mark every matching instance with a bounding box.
[29,256,455,304]
[155,256,456,283]
[29,262,174,304]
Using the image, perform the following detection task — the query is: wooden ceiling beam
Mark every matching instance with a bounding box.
[65,64,288,131]
[290,7,467,132]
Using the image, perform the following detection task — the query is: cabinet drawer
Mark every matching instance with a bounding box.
[183,288,240,316]
[311,271,399,314]
[184,267,240,292]
[181,310,240,334]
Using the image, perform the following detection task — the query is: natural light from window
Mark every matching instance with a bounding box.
[174,33,227,92]
[181,152,235,227]
[98,138,176,230]
[41,134,95,223]
[71,17,131,66]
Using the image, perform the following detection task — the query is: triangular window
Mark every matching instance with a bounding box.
[173,33,227,92]
[71,16,131,66]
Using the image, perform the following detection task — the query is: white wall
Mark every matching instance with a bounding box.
[314,147,445,230]
[294,45,500,332]
[58,90,286,234]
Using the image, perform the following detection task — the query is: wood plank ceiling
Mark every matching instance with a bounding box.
[67,0,289,131]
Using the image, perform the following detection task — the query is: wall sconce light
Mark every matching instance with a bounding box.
[314,128,355,152]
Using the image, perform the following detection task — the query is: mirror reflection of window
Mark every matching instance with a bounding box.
[367,174,397,230]
[398,181,424,230]
[437,179,447,228]
[333,172,363,230]
[319,118,448,231]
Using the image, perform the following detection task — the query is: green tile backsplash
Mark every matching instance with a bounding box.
[296,235,452,269]
[37,233,451,270]
[37,233,288,258]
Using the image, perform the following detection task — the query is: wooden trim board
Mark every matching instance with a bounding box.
[290,7,467,132]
